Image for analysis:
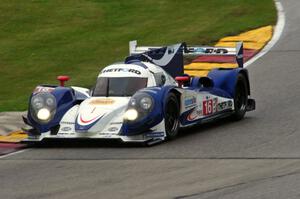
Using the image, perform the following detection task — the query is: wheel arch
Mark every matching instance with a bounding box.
[121,85,178,136]
[208,68,251,98]
[27,86,77,133]
[238,69,251,96]
[169,88,181,109]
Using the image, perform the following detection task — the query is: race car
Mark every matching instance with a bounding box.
[22,40,255,145]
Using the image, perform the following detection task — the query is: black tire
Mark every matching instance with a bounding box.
[164,93,180,140]
[232,74,248,121]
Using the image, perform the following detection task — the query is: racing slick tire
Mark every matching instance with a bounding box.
[164,92,180,140]
[232,74,248,121]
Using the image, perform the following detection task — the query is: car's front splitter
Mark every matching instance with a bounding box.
[22,131,166,145]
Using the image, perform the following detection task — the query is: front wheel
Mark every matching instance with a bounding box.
[232,74,248,121]
[164,93,180,140]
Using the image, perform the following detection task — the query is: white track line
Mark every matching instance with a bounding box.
[0,148,31,159]
[245,0,286,67]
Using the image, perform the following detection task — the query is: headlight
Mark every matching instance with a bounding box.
[140,97,152,110]
[46,97,55,106]
[37,108,51,121]
[32,96,44,109]
[124,93,154,122]
[124,109,138,121]
[30,92,56,123]
[129,98,137,106]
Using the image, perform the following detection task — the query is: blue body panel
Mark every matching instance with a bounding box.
[27,87,78,133]
[207,68,248,98]
[121,85,176,135]
[190,68,249,98]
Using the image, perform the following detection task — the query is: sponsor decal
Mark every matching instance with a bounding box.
[203,98,218,115]
[60,121,75,125]
[89,98,114,105]
[184,96,197,108]
[217,101,233,111]
[204,48,228,54]
[61,127,72,131]
[102,68,141,75]
[187,109,202,121]
[79,114,103,124]
[98,133,113,138]
[33,86,55,94]
[145,132,164,138]
[108,127,118,132]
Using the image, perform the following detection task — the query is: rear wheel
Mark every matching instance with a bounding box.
[232,74,248,120]
[164,93,180,140]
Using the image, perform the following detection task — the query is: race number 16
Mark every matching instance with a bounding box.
[203,99,217,115]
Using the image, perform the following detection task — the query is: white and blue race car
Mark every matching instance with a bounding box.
[23,41,255,145]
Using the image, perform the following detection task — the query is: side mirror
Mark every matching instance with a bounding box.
[199,77,214,88]
[57,75,70,87]
[175,76,190,88]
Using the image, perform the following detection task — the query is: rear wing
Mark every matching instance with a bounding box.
[183,42,243,68]
[129,40,244,68]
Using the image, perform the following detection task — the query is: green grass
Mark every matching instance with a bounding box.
[0,0,276,111]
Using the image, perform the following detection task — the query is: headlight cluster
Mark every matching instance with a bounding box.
[30,92,56,123]
[124,93,154,122]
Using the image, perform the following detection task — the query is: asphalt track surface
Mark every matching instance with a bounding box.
[1,1,300,198]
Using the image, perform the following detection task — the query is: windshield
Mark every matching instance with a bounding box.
[93,77,148,97]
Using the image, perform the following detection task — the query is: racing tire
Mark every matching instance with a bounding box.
[231,74,248,121]
[164,93,180,140]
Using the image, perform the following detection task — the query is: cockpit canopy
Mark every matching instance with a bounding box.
[93,77,148,97]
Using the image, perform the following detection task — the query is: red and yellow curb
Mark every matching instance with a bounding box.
[0,142,27,156]
[0,130,28,143]
[0,131,28,156]
[184,25,273,76]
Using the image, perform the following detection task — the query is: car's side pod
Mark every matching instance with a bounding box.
[26,86,77,134]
